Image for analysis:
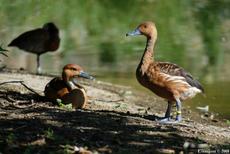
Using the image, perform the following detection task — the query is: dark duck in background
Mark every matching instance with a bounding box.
[8,22,60,74]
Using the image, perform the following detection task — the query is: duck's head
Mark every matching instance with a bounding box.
[126,21,157,39]
[62,64,94,83]
[43,22,59,34]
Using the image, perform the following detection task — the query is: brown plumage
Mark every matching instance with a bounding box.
[44,64,94,109]
[8,22,60,74]
[126,21,204,123]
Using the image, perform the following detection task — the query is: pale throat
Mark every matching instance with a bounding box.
[67,81,77,90]
[66,78,85,90]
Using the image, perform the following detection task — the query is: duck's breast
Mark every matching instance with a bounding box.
[62,88,87,109]
[46,34,60,51]
[136,68,175,101]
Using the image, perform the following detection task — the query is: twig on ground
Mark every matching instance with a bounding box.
[0,65,6,71]
[14,125,27,131]
[0,80,42,96]
[0,80,24,86]
[20,81,41,96]
[0,80,42,108]
[6,95,36,109]
[0,51,8,57]
[0,45,9,57]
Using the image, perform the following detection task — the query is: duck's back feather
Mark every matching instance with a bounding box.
[8,28,60,54]
[155,62,204,93]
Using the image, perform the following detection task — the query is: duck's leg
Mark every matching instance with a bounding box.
[36,54,41,74]
[175,98,182,122]
[157,101,172,122]
[158,99,182,123]
[165,101,172,118]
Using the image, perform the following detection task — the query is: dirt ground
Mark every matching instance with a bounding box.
[0,69,229,154]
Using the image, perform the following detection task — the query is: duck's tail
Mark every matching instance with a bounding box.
[186,77,204,93]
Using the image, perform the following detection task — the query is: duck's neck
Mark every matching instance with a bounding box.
[62,72,74,90]
[138,36,156,73]
[66,81,77,90]
[62,72,69,84]
[67,81,83,89]
[64,76,84,91]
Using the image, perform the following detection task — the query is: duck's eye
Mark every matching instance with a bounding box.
[144,25,147,28]
[71,68,76,71]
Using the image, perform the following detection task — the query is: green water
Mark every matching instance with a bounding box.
[0,0,229,119]
[98,73,230,119]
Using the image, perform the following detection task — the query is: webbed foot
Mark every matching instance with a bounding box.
[156,116,182,124]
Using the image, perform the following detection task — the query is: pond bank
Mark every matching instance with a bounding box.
[0,70,229,153]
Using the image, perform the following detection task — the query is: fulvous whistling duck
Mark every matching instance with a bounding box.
[8,22,60,74]
[44,64,94,109]
[126,21,204,123]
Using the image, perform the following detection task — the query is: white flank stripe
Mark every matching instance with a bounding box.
[180,87,202,100]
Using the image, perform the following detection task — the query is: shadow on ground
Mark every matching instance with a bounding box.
[0,90,229,154]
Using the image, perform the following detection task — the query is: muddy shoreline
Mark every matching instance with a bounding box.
[0,69,229,153]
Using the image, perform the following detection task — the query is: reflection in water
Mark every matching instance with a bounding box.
[0,0,229,119]
[186,81,230,119]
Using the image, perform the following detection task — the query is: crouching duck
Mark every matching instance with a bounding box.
[126,21,204,123]
[44,64,94,109]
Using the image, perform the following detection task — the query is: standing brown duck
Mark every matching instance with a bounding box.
[126,21,204,123]
[44,64,94,109]
[8,22,60,74]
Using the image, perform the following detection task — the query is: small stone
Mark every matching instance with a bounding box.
[201,115,205,119]
[124,91,132,95]
[209,114,214,119]
[74,146,80,152]
[156,148,175,154]
[79,129,84,133]
[183,141,190,149]
[74,146,93,154]
[190,143,196,148]
[197,143,209,149]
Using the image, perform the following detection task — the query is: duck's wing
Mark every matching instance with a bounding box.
[8,28,49,53]
[155,62,204,92]
[45,77,64,90]
[44,77,69,101]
